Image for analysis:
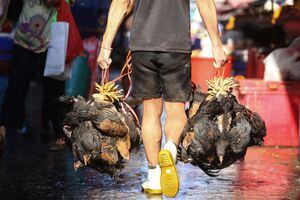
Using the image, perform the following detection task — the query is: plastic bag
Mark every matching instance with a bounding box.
[56,0,83,64]
[264,37,300,81]
[44,22,71,80]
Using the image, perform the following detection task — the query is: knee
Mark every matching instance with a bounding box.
[143,107,162,121]
[165,102,186,118]
[142,98,163,119]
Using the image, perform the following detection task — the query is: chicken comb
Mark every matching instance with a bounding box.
[206,77,237,98]
[93,82,124,103]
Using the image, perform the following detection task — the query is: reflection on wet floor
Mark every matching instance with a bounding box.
[0,136,299,200]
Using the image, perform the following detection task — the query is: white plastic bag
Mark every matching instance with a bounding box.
[263,48,292,81]
[44,22,70,80]
[263,46,300,81]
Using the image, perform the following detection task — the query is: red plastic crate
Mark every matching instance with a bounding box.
[235,79,300,146]
[191,57,232,92]
[245,48,265,79]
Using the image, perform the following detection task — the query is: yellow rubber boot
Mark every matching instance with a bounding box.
[158,149,179,198]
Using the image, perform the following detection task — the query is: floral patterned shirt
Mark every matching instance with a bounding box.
[14,0,55,53]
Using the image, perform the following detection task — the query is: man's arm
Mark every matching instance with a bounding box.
[196,0,227,68]
[98,0,135,69]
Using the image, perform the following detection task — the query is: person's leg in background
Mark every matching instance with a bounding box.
[0,44,37,153]
[42,77,65,150]
[39,52,65,151]
[41,100,51,140]
[0,69,9,152]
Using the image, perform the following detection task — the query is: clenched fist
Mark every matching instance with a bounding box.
[212,44,227,68]
[97,47,112,69]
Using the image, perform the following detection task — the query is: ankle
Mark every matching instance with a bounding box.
[163,140,178,163]
[148,165,161,182]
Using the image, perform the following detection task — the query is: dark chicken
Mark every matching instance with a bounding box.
[233,101,267,146]
[71,121,102,166]
[178,81,266,176]
[216,113,251,165]
[60,95,140,177]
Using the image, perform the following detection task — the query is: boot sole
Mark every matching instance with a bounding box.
[142,188,162,195]
[158,149,179,198]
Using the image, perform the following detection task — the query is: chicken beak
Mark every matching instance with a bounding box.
[83,154,91,166]
[218,155,224,165]
[73,161,83,171]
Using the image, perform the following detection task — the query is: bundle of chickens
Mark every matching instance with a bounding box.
[178,77,266,176]
[60,82,141,177]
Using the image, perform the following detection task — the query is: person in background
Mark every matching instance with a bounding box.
[98,0,227,197]
[0,0,66,152]
[191,21,202,51]
[0,0,9,29]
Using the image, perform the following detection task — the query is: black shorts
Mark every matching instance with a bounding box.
[131,51,192,102]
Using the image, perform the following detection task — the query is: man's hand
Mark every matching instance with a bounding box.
[212,45,227,68]
[96,0,135,69]
[195,0,227,68]
[97,47,112,69]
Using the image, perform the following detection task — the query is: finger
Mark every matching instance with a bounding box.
[97,58,104,69]
[107,58,112,66]
[97,56,111,69]
[97,56,102,66]
[220,60,226,67]
[102,61,110,69]
[216,59,227,68]
[221,59,227,66]
[213,61,221,68]
[103,58,112,68]
[99,59,109,69]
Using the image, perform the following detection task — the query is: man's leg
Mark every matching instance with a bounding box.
[157,102,187,197]
[142,98,163,166]
[157,52,191,198]
[164,102,187,145]
[141,98,163,194]
[131,51,164,194]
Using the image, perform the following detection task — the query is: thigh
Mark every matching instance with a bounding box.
[36,49,47,79]
[9,44,37,84]
[158,52,192,102]
[131,51,162,100]
[1,45,37,128]
[42,77,65,101]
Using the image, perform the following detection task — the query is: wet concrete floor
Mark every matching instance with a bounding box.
[0,137,299,200]
[1,82,300,200]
